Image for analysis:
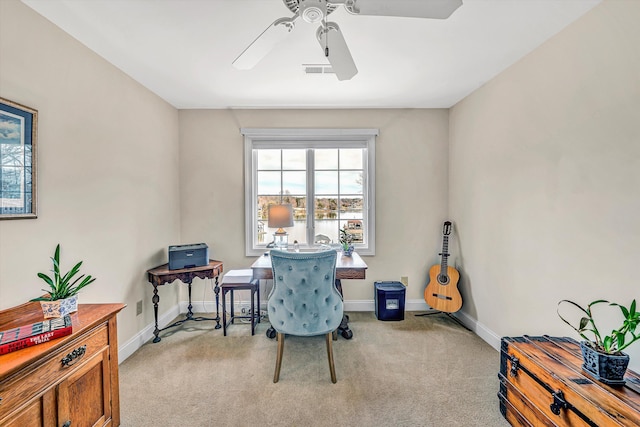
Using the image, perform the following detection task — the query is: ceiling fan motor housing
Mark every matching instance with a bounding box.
[299,0,327,23]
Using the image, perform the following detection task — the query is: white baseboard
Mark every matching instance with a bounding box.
[118,303,180,363]
[452,310,502,351]
[118,298,502,363]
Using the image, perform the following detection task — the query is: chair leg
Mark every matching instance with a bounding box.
[250,286,255,336]
[256,284,261,324]
[274,332,284,383]
[222,289,227,336]
[326,332,337,383]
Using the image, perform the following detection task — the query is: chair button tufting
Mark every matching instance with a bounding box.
[325,274,329,279]
[278,275,283,280]
[289,266,293,270]
[313,265,318,270]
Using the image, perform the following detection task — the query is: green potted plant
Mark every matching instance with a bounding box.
[339,226,354,257]
[31,244,96,318]
[557,299,639,385]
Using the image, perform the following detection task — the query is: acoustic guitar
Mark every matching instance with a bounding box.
[424,221,462,313]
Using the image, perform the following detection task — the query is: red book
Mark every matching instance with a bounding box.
[0,315,73,355]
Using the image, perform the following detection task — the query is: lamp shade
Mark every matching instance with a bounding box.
[268,204,294,231]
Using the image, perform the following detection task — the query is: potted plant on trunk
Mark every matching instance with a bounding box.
[31,244,96,318]
[557,299,639,385]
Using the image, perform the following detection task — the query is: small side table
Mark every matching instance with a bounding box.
[146,259,223,343]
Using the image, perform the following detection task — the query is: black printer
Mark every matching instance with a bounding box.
[168,243,209,270]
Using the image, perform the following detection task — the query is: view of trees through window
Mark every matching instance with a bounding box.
[256,148,365,247]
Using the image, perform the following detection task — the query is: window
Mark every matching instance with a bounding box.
[242,128,377,256]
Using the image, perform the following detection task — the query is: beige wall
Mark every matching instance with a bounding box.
[449,0,640,370]
[4,0,639,371]
[0,0,181,344]
[178,109,450,304]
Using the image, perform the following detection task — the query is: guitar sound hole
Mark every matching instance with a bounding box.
[438,275,449,285]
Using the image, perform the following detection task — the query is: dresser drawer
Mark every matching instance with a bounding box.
[0,323,109,420]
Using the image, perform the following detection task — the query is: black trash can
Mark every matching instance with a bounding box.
[374,281,406,321]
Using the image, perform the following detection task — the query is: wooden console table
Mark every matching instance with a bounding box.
[146,259,223,343]
[251,251,367,339]
[0,301,125,427]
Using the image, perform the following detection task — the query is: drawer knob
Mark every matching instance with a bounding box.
[61,345,87,367]
[62,421,71,427]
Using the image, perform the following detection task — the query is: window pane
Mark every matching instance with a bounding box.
[315,171,338,194]
[340,149,362,169]
[282,149,306,170]
[314,219,339,245]
[282,171,306,195]
[286,204,307,245]
[257,149,281,170]
[257,171,281,195]
[315,197,338,220]
[290,197,307,220]
[340,196,363,217]
[340,171,363,194]
[341,219,364,243]
[315,149,337,169]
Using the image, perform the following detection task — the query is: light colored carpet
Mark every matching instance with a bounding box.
[119,311,509,426]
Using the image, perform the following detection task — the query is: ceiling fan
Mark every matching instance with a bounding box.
[232,0,463,81]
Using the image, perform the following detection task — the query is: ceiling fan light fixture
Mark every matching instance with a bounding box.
[299,0,326,23]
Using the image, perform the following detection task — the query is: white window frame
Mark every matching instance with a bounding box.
[242,128,377,257]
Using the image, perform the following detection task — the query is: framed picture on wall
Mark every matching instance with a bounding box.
[0,97,38,219]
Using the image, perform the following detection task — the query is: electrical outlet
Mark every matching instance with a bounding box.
[401,276,409,287]
[136,300,143,316]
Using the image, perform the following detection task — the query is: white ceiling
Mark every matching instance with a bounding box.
[21,0,601,109]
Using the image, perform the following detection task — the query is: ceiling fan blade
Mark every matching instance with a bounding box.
[232,16,297,70]
[344,0,463,19]
[316,22,358,81]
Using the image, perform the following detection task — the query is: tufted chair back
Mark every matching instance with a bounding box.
[267,249,343,383]
[268,249,342,336]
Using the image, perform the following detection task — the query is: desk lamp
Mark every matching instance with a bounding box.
[268,204,294,250]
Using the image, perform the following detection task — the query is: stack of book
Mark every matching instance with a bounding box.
[0,315,73,355]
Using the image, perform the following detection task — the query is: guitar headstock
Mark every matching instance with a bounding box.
[443,221,452,236]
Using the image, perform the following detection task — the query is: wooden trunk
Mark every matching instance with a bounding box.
[499,335,640,426]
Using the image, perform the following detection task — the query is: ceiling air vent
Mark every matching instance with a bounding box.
[303,64,335,75]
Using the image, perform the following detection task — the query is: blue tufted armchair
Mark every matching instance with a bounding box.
[268,249,344,383]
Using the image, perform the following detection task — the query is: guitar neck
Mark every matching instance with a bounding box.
[440,236,449,272]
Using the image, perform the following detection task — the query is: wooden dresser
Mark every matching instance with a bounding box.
[499,335,640,426]
[0,301,125,427]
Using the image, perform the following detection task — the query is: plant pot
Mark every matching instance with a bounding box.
[40,295,78,319]
[580,341,630,385]
[342,246,354,257]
